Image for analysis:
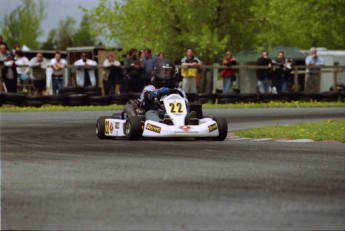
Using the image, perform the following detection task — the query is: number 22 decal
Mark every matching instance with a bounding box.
[169,102,184,113]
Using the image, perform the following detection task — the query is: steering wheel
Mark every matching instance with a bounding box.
[155,89,185,110]
[167,89,185,98]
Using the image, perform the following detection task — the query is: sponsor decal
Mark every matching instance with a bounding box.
[105,120,110,134]
[208,123,218,132]
[110,122,114,133]
[179,126,191,132]
[115,122,120,129]
[145,123,161,133]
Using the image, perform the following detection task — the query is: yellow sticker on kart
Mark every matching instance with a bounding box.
[168,101,185,114]
[105,119,113,135]
[208,123,218,132]
[146,123,161,133]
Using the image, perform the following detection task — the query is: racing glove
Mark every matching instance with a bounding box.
[150,87,169,98]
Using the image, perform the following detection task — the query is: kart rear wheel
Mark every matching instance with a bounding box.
[125,116,143,140]
[96,116,114,139]
[212,117,228,141]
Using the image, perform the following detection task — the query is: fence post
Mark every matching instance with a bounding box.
[293,67,299,92]
[213,63,219,94]
[333,64,338,92]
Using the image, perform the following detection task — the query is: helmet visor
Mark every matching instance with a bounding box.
[156,67,173,79]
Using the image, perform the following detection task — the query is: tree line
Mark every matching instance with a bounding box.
[1,0,345,62]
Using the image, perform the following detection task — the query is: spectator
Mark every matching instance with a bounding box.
[0,35,9,50]
[273,51,293,93]
[50,51,67,95]
[14,50,30,92]
[180,48,202,93]
[30,52,48,96]
[220,51,237,94]
[305,47,324,93]
[157,52,165,60]
[143,48,158,87]
[256,50,273,94]
[74,52,98,88]
[124,48,144,92]
[0,44,17,92]
[103,53,122,95]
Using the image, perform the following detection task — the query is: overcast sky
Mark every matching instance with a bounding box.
[0,0,117,42]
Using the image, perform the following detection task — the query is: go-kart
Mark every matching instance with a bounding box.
[96,89,228,141]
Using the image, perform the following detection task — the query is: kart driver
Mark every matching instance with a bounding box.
[139,59,188,122]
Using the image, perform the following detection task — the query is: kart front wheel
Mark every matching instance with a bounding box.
[125,117,143,140]
[212,117,228,141]
[96,116,108,139]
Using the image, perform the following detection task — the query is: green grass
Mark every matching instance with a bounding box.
[0,104,124,112]
[1,101,344,142]
[234,119,345,143]
[1,101,345,112]
[202,101,345,109]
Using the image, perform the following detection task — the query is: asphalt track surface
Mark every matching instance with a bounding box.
[1,108,345,230]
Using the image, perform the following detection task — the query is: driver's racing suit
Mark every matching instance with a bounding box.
[139,85,188,122]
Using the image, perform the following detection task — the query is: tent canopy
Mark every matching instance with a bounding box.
[235,46,307,63]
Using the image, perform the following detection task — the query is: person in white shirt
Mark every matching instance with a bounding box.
[0,44,17,92]
[74,52,98,88]
[30,52,48,96]
[50,52,67,95]
[103,53,122,95]
[14,50,30,92]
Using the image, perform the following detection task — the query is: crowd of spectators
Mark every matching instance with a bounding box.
[0,35,328,97]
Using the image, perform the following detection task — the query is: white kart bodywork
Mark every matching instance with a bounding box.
[97,93,227,140]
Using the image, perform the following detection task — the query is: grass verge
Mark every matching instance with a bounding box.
[234,119,345,143]
[1,101,345,112]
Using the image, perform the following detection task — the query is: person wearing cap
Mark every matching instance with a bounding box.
[305,47,324,93]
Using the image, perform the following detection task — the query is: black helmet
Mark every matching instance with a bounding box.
[152,59,178,88]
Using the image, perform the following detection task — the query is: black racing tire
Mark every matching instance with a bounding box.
[278,92,301,102]
[89,96,111,106]
[238,93,258,103]
[96,116,115,139]
[258,93,279,103]
[68,94,89,106]
[60,86,84,94]
[84,86,101,92]
[3,93,26,106]
[46,95,68,105]
[0,93,4,106]
[85,91,102,97]
[110,94,131,105]
[212,117,228,141]
[340,92,345,102]
[125,116,143,140]
[320,92,339,102]
[25,96,47,107]
[198,93,216,104]
[84,87,102,96]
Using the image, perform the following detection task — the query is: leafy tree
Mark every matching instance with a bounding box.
[0,0,46,49]
[87,0,257,63]
[86,0,345,63]
[251,0,345,50]
[41,17,76,50]
[73,14,97,46]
